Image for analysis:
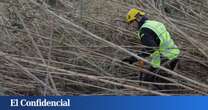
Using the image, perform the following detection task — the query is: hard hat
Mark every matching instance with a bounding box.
[126,8,145,23]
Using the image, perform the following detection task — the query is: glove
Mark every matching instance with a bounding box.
[122,57,138,64]
[122,58,133,64]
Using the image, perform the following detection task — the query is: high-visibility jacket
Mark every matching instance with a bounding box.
[139,20,180,68]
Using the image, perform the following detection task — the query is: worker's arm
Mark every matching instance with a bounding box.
[138,28,159,57]
[122,28,160,64]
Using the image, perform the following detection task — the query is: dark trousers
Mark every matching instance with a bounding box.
[141,58,179,83]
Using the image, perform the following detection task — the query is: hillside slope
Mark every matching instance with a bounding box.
[0,0,208,95]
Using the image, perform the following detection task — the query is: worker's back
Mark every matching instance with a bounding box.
[139,20,180,68]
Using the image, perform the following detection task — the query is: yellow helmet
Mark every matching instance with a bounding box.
[126,8,145,23]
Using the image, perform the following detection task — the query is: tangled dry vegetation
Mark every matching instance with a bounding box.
[0,0,208,95]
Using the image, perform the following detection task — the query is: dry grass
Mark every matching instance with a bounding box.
[0,0,207,96]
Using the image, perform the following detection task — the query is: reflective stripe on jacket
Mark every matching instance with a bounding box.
[139,20,180,68]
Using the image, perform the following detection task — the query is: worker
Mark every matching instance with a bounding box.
[122,8,180,83]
